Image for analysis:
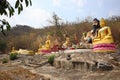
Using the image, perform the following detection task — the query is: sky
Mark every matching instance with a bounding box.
[1,0,120,28]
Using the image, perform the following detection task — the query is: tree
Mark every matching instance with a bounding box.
[48,12,62,29]
[0,0,32,35]
[48,12,63,37]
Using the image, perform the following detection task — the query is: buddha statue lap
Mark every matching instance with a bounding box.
[93,18,116,52]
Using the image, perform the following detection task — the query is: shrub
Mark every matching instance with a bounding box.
[9,52,18,60]
[48,54,55,66]
[2,58,8,63]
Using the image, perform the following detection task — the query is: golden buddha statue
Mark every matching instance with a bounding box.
[93,18,116,52]
[36,35,51,54]
[41,35,51,50]
[11,47,15,52]
[63,37,71,48]
[11,46,18,53]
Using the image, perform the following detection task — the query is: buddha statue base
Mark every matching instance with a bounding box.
[93,43,116,52]
[36,47,51,54]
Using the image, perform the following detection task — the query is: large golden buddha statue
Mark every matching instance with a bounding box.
[93,18,116,52]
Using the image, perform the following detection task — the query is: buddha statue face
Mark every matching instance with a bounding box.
[47,35,50,40]
[66,37,70,42]
[100,18,106,27]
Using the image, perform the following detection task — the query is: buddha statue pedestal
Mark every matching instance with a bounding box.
[93,18,116,52]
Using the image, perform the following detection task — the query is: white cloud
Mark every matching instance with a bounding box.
[53,0,61,7]
[71,0,86,7]
[0,7,51,28]
[20,7,51,28]
[25,8,51,23]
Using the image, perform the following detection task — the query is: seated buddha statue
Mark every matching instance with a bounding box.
[36,35,51,54]
[93,18,116,52]
[11,46,18,53]
[11,47,15,52]
[63,37,71,48]
[42,35,51,50]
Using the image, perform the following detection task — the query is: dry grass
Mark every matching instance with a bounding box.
[0,64,44,80]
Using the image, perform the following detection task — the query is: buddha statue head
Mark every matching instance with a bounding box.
[47,35,50,40]
[39,44,42,48]
[12,46,15,52]
[100,18,106,27]
[66,37,70,42]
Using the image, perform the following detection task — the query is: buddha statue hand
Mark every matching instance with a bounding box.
[104,36,112,39]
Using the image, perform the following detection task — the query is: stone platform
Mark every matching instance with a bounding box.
[54,49,119,71]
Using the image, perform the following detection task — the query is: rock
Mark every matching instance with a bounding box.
[54,59,73,70]
[40,77,50,80]
[97,61,113,71]
[66,54,71,60]
[54,60,61,68]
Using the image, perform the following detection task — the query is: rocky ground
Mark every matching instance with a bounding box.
[0,49,120,80]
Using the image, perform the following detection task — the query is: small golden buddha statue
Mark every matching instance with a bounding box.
[11,47,15,52]
[38,43,42,51]
[63,37,71,48]
[42,35,51,50]
[93,18,116,52]
[11,46,18,53]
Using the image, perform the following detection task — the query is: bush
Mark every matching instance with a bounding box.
[48,54,55,66]
[2,58,8,63]
[9,52,18,60]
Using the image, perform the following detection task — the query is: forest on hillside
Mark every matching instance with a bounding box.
[0,16,120,53]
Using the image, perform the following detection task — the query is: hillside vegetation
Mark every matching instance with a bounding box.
[0,16,120,53]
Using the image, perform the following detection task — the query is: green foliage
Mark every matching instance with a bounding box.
[48,54,55,65]
[0,0,14,17]
[0,19,10,35]
[0,0,32,35]
[9,52,18,60]
[0,40,7,53]
[15,0,32,14]
[2,58,8,63]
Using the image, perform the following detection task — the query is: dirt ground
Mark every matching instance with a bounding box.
[0,50,120,80]
[0,63,48,80]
